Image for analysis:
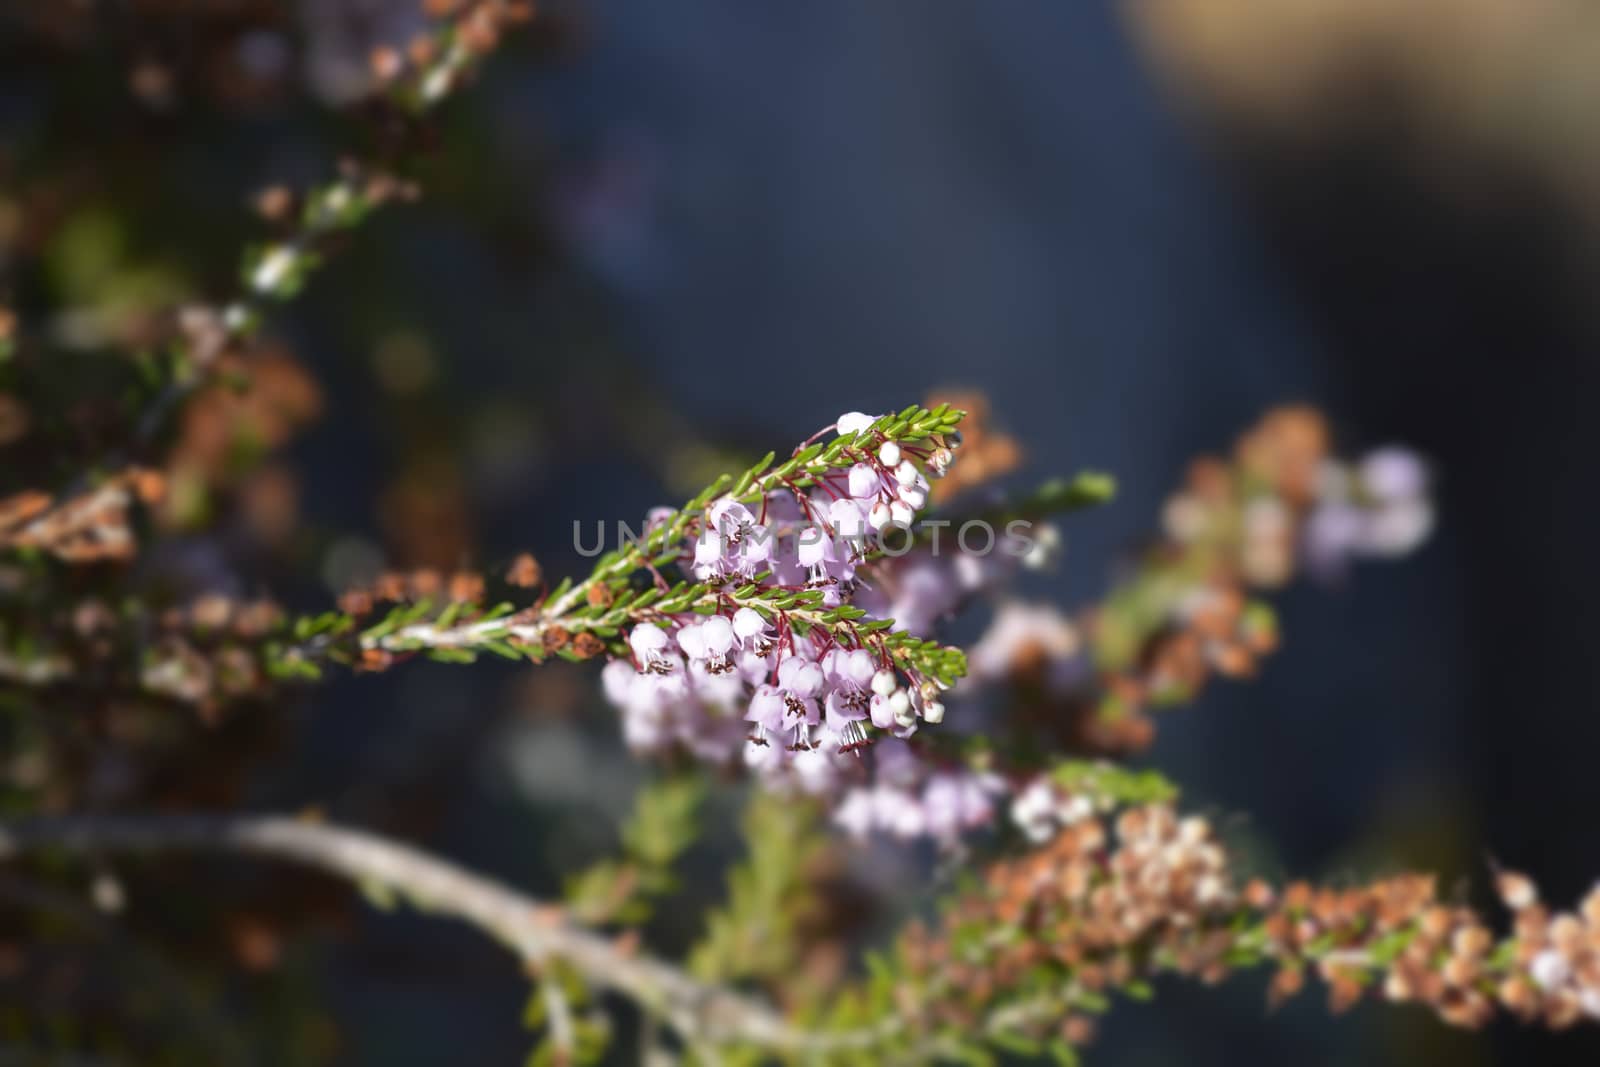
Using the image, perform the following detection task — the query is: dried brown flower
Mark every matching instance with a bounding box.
[370,45,405,84]
[0,393,29,446]
[506,552,543,588]
[571,632,606,660]
[449,571,486,604]
[901,804,1600,1046]
[253,184,297,223]
[0,469,164,563]
[925,389,1022,502]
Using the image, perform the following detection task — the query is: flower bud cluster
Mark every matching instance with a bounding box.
[1304,446,1433,579]
[832,739,1005,843]
[889,804,1600,1053]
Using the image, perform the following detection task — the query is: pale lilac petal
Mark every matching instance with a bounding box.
[628,624,669,661]
[796,527,832,566]
[601,659,640,705]
[826,688,868,726]
[732,607,768,640]
[841,649,875,686]
[676,622,707,661]
[746,685,785,729]
[699,615,735,656]
[848,463,879,500]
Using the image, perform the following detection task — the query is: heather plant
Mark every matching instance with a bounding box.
[0,4,1593,1065]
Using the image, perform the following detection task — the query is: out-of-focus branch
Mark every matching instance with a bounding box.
[0,814,811,1052]
[136,0,535,444]
[874,803,1600,1061]
[0,469,164,562]
[0,406,973,715]
[967,407,1432,758]
[1,1,533,559]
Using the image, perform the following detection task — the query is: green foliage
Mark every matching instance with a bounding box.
[689,791,827,986]
[545,403,968,618]
[732,404,966,508]
[1048,760,1179,807]
[1092,561,1204,673]
[962,470,1118,526]
[522,962,611,1067]
[565,775,705,926]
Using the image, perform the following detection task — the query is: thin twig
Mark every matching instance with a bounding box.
[0,814,817,1051]
[540,968,578,1062]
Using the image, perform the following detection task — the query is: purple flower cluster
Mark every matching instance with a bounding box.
[595,409,1438,847]
[686,411,948,605]
[834,740,1006,843]
[1304,447,1433,579]
[850,549,1022,637]
[598,412,966,796]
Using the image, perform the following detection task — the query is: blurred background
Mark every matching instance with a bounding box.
[3,0,1600,1063]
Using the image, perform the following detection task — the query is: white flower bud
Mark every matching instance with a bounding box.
[871,669,897,696]
[898,484,927,510]
[868,501,894,531]
[885,690,910,719]
[878,441,901,467]
[1531,949,1571,991]
[1020,524,1061,571]
[889,500,914,527]
[732,607,767,640]
[91,872,125,914]
[421,66,454,103]
[251,246,297,293]
[836,412,876,436]
[223,304,253,331]
[921,700,945,724]
[847,463,879,499]
[321,185,353,214]
[1059,794,1094,824]
[895,459,920,487]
